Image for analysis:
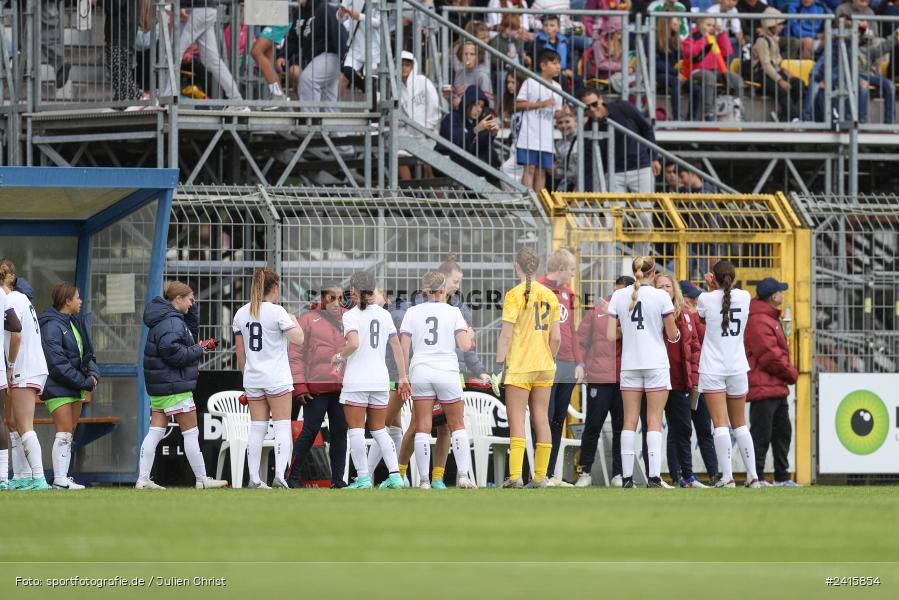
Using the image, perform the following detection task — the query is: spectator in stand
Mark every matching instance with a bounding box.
[338,0,381,98]
[516,49,565,192]
[577,87,602,191]
[438,85,500,177]
[878,0,899,39]
[103,0,144,104]
[583,0,632,39]
[753,8,805,121]
[683,17,743,121]
[526,15,577,91]
[656,16,704,120]
[18,1,72,100]
[855,20,899,124]
[553,111,579,191]
[664,163,683,190]
[281,0,347,111]
[452,41,494,106]
[160,0,245,108]
[498,70,525,126]
[574,275,633,487]
[745,277,800,486]
[649,0,690,38]
[487,0,536,37]
[836,0,875,31]
[785,0,826,60]
[445,0,475,29]
[489,14,531,88]
[708,0,746,49]
[250,18,294,106]
[680,164,720,192]
[738,0,771,37]
[587,13,625,84]
[399,51,440,181]
[286,283,349,488]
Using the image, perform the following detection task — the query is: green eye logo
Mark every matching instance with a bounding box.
[835,390,889,455]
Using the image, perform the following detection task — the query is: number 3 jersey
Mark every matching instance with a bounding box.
[400,301,469,374]
[341,305,397,392]
[607,284,674,371]
[232,301,296,389]
[502,280,560,374]
[696,288,751,376]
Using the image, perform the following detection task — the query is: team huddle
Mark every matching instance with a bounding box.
[0,246,772,490]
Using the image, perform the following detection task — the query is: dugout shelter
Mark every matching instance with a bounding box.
[0,167,178,483]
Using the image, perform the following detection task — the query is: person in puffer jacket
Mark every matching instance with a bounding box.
[286,282,349,488]
[137,281,226,490]
[745,277,800,486]
[38,282,100,490]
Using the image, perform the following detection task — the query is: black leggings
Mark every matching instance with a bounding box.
[579,383,623,477]
[287,392,348,485]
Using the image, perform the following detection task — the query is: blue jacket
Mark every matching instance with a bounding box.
[38,308,100,401]
[598,99,657,172]
[528,32,571,71]
[786,1,826,39]
[142,297,203,396]
[437,85,496,175]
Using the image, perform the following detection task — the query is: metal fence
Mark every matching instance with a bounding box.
[166,185,550,371]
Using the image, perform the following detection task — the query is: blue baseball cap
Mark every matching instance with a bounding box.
[679,280,702,299]
[757,277,788,299]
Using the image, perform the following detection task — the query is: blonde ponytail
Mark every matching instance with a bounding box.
[250,269,279,318]
[629,256,654,312]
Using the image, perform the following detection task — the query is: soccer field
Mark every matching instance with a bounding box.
[2,487,897,599]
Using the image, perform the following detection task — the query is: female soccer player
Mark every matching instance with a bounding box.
[2,261,50,490]
[494,247,561,488]
[697,260,761,488]
[400,271,477,489]
[139,281,227,490]
[1,262,24,490]
[337,271,410,490]
[606,257,681,488]
[233,270,304,489]
[38,282,100,490]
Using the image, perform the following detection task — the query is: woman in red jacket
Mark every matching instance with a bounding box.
[682,17,743,121]
[655,274,706,488]
[285,283,349,488]
[745,278,799,486]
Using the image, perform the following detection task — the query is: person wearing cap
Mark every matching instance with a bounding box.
[744,277,800,486]
[752,7,805,123]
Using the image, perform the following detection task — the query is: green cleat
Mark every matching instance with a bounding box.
[346,476,373,489]
[430,479,447,490]
[381,474,405,489]
[0,480,10,491]
[27,478,50,490]
[9,477,32,490]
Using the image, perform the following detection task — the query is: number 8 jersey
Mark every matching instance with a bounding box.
[341,304,397,392]
[607,284,674,371]
[697,288,751,376]
[232,301,297,389]
[502,280,560,374]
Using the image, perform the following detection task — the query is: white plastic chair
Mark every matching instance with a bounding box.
[562,385,610,485]
[207,391,274,488]
[463,391,535,487]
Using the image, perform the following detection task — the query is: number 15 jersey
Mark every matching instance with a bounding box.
[696,288,751,376]
[502,281,560,374]
[233,302,296,389]
[342,305,397,392]
[607,284,674,371]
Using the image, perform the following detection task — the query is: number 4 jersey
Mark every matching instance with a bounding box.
[341,305,397,392]
[696,288,751,376]
[502,280,560,374]
[232,301,297,390]
[608,284,674,371]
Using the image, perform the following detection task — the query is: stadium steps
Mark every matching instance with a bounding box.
[398,136,507,194]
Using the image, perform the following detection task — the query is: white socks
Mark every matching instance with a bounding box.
[21,430,44,478]
[272,419,292,483]
[620,430,636,479]
[182,427,208,481]
[414,432,431,483]
[348,428,369,479]
[0,448,8,482]
[646,430,662,479]
[52,432,73,483]
[714,427,733,483]
[366,435,383,474]
[139,426,165,480]
[371,428,399,474]
[734,425,758,481]
[247,421,268,485]
[367,426,405,474]
[10,432,31,478]
[388,426,403,455]
[451,429,471,480]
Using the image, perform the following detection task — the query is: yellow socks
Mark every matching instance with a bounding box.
[432,466,445,482]
[399,464,408,478]
[509,437,526,480]
[535,442,552,483]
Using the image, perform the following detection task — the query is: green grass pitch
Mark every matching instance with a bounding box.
[2,486,897,599]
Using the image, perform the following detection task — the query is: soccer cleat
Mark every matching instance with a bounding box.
[135,477,166,490]
[546,476,574,488]
[773,480,801,487]
[27,478,50,490]
[646,477,664,488]
[271,477,290,489]
[247,480,271,490]
[610,475,623,488]
[287,477,305,489]
[52,478,86,490]
[9,477,32,490]
[679,475,708,488]
[330,480,347,489]
[622,476,635,488]
[418,480,432,490]
[501,477,524,489]
[381,474,405,489]
[0,480,9,491]
[575,473,593,488]
[744,478,764,489]
[659,478,675,489]
[524,477,548,489]
[196,477,229,489]
[714,479,736,488]
[457,477,478,489]
[430,479,447,490]
[346,476,373,490]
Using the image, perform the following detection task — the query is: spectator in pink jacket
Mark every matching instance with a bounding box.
[682,17,744,120]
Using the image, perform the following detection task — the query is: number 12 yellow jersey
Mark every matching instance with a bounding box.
[502,280,560,374]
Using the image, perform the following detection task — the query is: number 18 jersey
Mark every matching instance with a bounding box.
[232,301,296,389]
[696,288,751,376]
[502,280,560,374]
[342,305,397,392]
[607,284,674,371]
[400,301,468,373]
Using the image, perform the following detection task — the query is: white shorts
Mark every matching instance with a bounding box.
[245,385,293,401]
[340,390,389,409]
[410,364,463,403]
[162,397,197,416]
[8,375,47,395]
[698,373,749,398]
[620,368,670,393]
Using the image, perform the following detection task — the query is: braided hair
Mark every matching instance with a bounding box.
[629,256,655,313]
[350,271,378,311]
[515,246,540,309]
[421,271,447,298]
[713,260,736,334]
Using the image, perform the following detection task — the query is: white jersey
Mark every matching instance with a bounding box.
[697,288,752,376]
[516,78,563,153]
[232,301,296,389]
[0,288,8,372]
[342,305,397,393]
[607,284,674,371]
[400,301,468,374]
[3,290,49,381]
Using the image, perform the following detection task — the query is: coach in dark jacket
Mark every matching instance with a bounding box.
[745,277,800,486]
[142,295,203,397]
